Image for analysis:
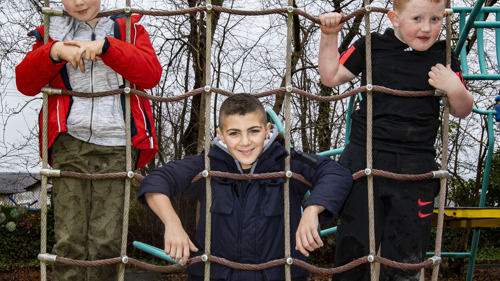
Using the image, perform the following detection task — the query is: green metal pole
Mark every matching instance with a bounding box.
[466,112,496,281]
[454,0,486,55]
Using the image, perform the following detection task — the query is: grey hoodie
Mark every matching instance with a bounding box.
[49,14,127,146]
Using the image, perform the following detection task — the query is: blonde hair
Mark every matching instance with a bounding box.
[393,0,445,11]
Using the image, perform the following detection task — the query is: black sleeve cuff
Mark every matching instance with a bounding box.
[102,37,110,54]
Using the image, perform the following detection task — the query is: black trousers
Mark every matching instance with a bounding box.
[332,143,440,281]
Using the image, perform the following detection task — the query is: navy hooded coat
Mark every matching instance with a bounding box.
[138,127,352,280]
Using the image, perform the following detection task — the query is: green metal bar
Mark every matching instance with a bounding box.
[453,4,500,80]
[317,148,344,157]
[453,6,500,13]
[427,252,472,258]
[496,13,500,69]
[266,108,285,134]
[458,11,470,76]
[477,12,487,75]
[132,241,180,264]
[472,107,496,115]
[463,74,500,80]
[467,229,481,281]
[320,226,337,236]
[466,112,496,281]
[345,95,355,145]
[454,0,487,55]
[472,21,500,28]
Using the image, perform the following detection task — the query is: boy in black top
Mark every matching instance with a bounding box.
[317,0,473,280]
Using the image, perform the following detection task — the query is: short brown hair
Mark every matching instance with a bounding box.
[218,94,267,130]
[393,0,445,11]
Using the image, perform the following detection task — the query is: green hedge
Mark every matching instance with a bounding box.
[1,202,498,271]
[0,205,55,270]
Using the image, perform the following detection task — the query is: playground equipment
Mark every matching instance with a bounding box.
[8,196,39,213]
[32,1,499,281]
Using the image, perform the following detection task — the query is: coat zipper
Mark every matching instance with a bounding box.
[87,28,97,142]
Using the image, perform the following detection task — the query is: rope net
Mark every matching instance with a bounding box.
[36,2,453,281]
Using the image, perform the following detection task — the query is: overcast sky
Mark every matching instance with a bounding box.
[1,0,498,174]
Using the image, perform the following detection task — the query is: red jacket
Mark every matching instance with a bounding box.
[15,14,161,169]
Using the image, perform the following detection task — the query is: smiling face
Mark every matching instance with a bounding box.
[216,112,271,170]
[62,0,101,27]
[388,0,445,51]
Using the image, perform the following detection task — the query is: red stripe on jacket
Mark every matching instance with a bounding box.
[340,45,356,65]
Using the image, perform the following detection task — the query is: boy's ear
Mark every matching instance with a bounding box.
[216,127,226,144]
[387,10,399,28]
[266,122,271,139]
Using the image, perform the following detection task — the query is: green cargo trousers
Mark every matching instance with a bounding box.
[51,133,132,281]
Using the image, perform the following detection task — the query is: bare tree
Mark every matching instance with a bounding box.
[2,1,499,266]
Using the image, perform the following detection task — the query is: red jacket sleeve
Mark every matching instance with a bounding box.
[15,28,67,96]
[101,24,162,90]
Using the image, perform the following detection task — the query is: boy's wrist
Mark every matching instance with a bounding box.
[321,33,338,39]
[304,205,325,215]
[49,42,63,63]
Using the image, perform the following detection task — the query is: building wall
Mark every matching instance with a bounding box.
[0,185,51,209]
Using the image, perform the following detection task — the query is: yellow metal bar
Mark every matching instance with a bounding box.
[433,208,500,219]
[432,208,500,228]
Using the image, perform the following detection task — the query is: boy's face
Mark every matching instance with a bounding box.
[389,0,445,51]
[216,112,271,170]
[62,0,101,23]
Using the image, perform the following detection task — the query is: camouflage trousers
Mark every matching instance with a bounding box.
[51,133,133,281]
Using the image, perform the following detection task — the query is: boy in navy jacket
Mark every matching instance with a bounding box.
[139,94,352,281]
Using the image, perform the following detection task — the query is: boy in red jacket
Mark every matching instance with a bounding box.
[15,0,162,280]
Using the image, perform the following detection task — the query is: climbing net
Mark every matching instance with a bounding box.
[36,1,457,281]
